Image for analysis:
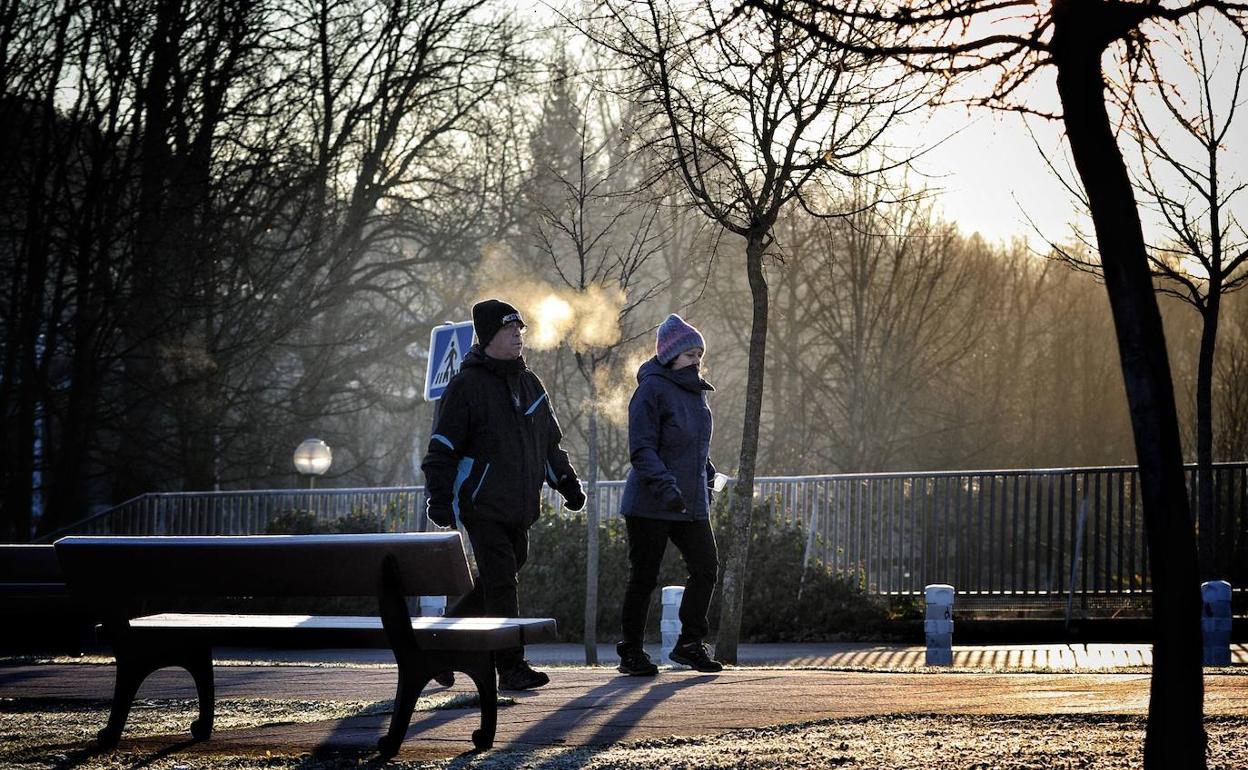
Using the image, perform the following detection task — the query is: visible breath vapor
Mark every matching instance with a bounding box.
[474,242,626,353]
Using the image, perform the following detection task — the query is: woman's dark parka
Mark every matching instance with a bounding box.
[620,357,716,520]
[421,346,579,528]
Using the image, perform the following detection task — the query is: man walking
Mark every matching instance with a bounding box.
[421,298,586,690]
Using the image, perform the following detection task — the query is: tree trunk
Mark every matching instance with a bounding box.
[115,0,180,502]
[1196,298,1220,580]
[584,368,601,664]
[715,230,769,663]
[1051,7,1205,767]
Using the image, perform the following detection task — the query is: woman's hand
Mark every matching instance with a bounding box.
[659,484,686,513]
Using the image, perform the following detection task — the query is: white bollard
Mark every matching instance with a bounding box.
[925,584,955,666]
[419,595,447,617]
[660,585,685,663]
[1202,580,1232,666]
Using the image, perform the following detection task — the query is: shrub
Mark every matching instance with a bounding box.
[265,509,331,534]
[263,507,393,535]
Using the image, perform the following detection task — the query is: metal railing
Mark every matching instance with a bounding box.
[40,463,1248,600]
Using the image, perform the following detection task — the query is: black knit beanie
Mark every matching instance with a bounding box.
[472,299,525,347]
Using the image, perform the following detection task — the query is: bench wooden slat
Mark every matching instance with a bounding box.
[127,613,558,649]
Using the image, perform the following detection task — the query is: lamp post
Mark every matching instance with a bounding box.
[293,438,332,489]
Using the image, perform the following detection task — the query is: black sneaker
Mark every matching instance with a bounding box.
[498,660,550,691]
[434,671,455,687]
[617,647,658,676]
[669,640,723,672]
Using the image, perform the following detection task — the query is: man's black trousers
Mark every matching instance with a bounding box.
[446,518,528,671]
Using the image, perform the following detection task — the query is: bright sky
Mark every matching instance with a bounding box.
[540,2,1247,254]
[903,15,1248,252]
[911,106,1081,247]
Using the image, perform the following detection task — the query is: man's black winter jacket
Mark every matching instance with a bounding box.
[421,345,579,528]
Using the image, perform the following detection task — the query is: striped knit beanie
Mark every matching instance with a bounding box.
[655,314,706,365]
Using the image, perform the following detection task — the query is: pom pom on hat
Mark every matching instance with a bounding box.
[655,313,706,365]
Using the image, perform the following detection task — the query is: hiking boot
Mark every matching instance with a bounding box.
[498,660,550,691]
[434,671,455,687]
[669,640,723,673]
[617,647,658,676]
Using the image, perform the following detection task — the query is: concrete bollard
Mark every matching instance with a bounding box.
[419,595,447,617]
[925,584,955,666]
[660,585,684,663]
[1202,580,1232,666]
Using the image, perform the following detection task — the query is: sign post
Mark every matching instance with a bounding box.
[423,321,474,401]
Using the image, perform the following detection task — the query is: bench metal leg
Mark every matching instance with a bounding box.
[98,655,145,749]
[186,648,215,740]
[378,649,498,757]
[465,652,498,750]
[378,667,427,759]
[98,642,216,748]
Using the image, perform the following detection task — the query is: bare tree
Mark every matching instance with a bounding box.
[751,0,1248,763]
[588,0,926,662]
[524,56,670,662]
[0,0,529,540]
[1060,16,1248,581]
[781,190,995,472]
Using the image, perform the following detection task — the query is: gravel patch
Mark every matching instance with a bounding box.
[2,708,1246,770]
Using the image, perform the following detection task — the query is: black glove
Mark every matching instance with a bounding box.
[561,480,587,511]
[427,501,454,528]
[659,484,686,513]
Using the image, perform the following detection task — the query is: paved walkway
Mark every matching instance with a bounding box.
[3,644,1246,762]
[208,641,1248,669]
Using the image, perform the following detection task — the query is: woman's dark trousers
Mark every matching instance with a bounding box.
[620,515,719,649]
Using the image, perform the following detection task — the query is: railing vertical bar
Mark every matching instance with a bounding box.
[907,477,916,594]
[1021,473,1031,594]
[1189,465,1199,560]
[1115,471,1125,594]
[975,474,985,592]
[924,477,933,590]
[848,478,856,579]
[1239,467,1248,589]
[1008,473,1019,593]
[997,475,1007,593]
[1093,469,1103,594]
[822,479,832,571]
[987,475,997,593]
[947,475,954,586]
[1217,467,1229,575]
[1140,470,1150,592]
[1058,469,1068,594]
[937,476,945,588]
[856,479,865,586]
[1044,473,1054,593]
[1128,470,1138,592]
[888,477,897,594]
[868,474,878,589]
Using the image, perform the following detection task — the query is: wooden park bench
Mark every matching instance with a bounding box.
[53,532,557,757]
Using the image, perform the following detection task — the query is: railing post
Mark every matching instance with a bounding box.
[1202,580,1232,666]
[660,585,684,665]
[925,584,954,666]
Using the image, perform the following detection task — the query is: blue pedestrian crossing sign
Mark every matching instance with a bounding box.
[424,321,475,401]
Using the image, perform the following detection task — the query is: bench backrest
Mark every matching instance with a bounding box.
[54,533,473,613]
[0,545,63,584]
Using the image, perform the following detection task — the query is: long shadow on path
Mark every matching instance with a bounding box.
[504,672,716,750]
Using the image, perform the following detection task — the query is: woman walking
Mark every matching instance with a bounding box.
[616,314,723,675]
